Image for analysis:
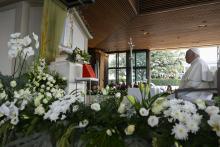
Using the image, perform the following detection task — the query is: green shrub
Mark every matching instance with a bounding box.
[151,78,181,86]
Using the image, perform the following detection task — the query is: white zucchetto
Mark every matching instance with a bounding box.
[190,48,200,56]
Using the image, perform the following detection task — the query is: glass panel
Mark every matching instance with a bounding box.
[108,69,116,83]
[136,52,146,67]
[118,69,126,83]
[136,68,146,83]
[118,53,126,67]
[108,54,116,67]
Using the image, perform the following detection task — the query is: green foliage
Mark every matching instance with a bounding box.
[151,50,185,79]
[151,78,181,86]
[82,128,124,147]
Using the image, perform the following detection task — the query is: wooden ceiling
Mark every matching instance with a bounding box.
[80,0,220,51]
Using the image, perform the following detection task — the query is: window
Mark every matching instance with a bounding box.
[108,53,126,84]
[132,52,147,83]
[107,51,148,85]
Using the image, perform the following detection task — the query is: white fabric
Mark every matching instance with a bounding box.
[179,57,214,101]
[190,48,200,56]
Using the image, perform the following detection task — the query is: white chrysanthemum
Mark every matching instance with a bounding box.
[106,129,112,136]
[115,92,121,98]
[170,109,182,121]
[172,123,189,140]
[208,114,220,137]
[124,125,135,135]
[186,120,199,134]
[34,104,45,115]
[148,115,159,127]
[10,80,17,87]
[79,119,89,128]
[206,106,219,116]
[194,99,206,110]
[139,107,149,116]
[192,113,203,124]
[118,103,126,114]
[178,112,191,123]
[91,103,101,111]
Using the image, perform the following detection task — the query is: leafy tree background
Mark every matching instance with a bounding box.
[150,50,185,79]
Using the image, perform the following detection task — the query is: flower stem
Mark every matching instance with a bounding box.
[12,57,17,78]
[19,53,27,77]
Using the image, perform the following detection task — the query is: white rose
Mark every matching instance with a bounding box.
[115,92,121,98]
[139,107,149,116]
[41,85,45,88]
[106,129,112,136]
[34,104,45,115]
[124,125,135,135]
[91,103,101,111]
[118,103,126,114]
[206,106,219,116]
[148,116,159,127]
[10,80,17,87]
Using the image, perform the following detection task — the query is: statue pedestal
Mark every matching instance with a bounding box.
[49,60,86,97]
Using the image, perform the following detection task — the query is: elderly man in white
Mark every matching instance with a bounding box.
[178,48,214,101]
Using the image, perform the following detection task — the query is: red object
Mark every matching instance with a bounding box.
[82,64,96,78]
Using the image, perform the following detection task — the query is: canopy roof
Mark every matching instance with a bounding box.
[80,0,220,51]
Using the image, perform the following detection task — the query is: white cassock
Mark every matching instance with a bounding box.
[178,57,214,101]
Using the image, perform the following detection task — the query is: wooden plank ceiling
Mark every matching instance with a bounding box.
[80,0,220,51]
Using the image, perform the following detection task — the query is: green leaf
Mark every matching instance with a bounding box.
[57,124,75,147]
[127,95,141,109]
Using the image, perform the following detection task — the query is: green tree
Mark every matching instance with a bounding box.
[150,50,185,79]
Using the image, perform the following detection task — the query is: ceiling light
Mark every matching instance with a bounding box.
[197,24,207,28]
